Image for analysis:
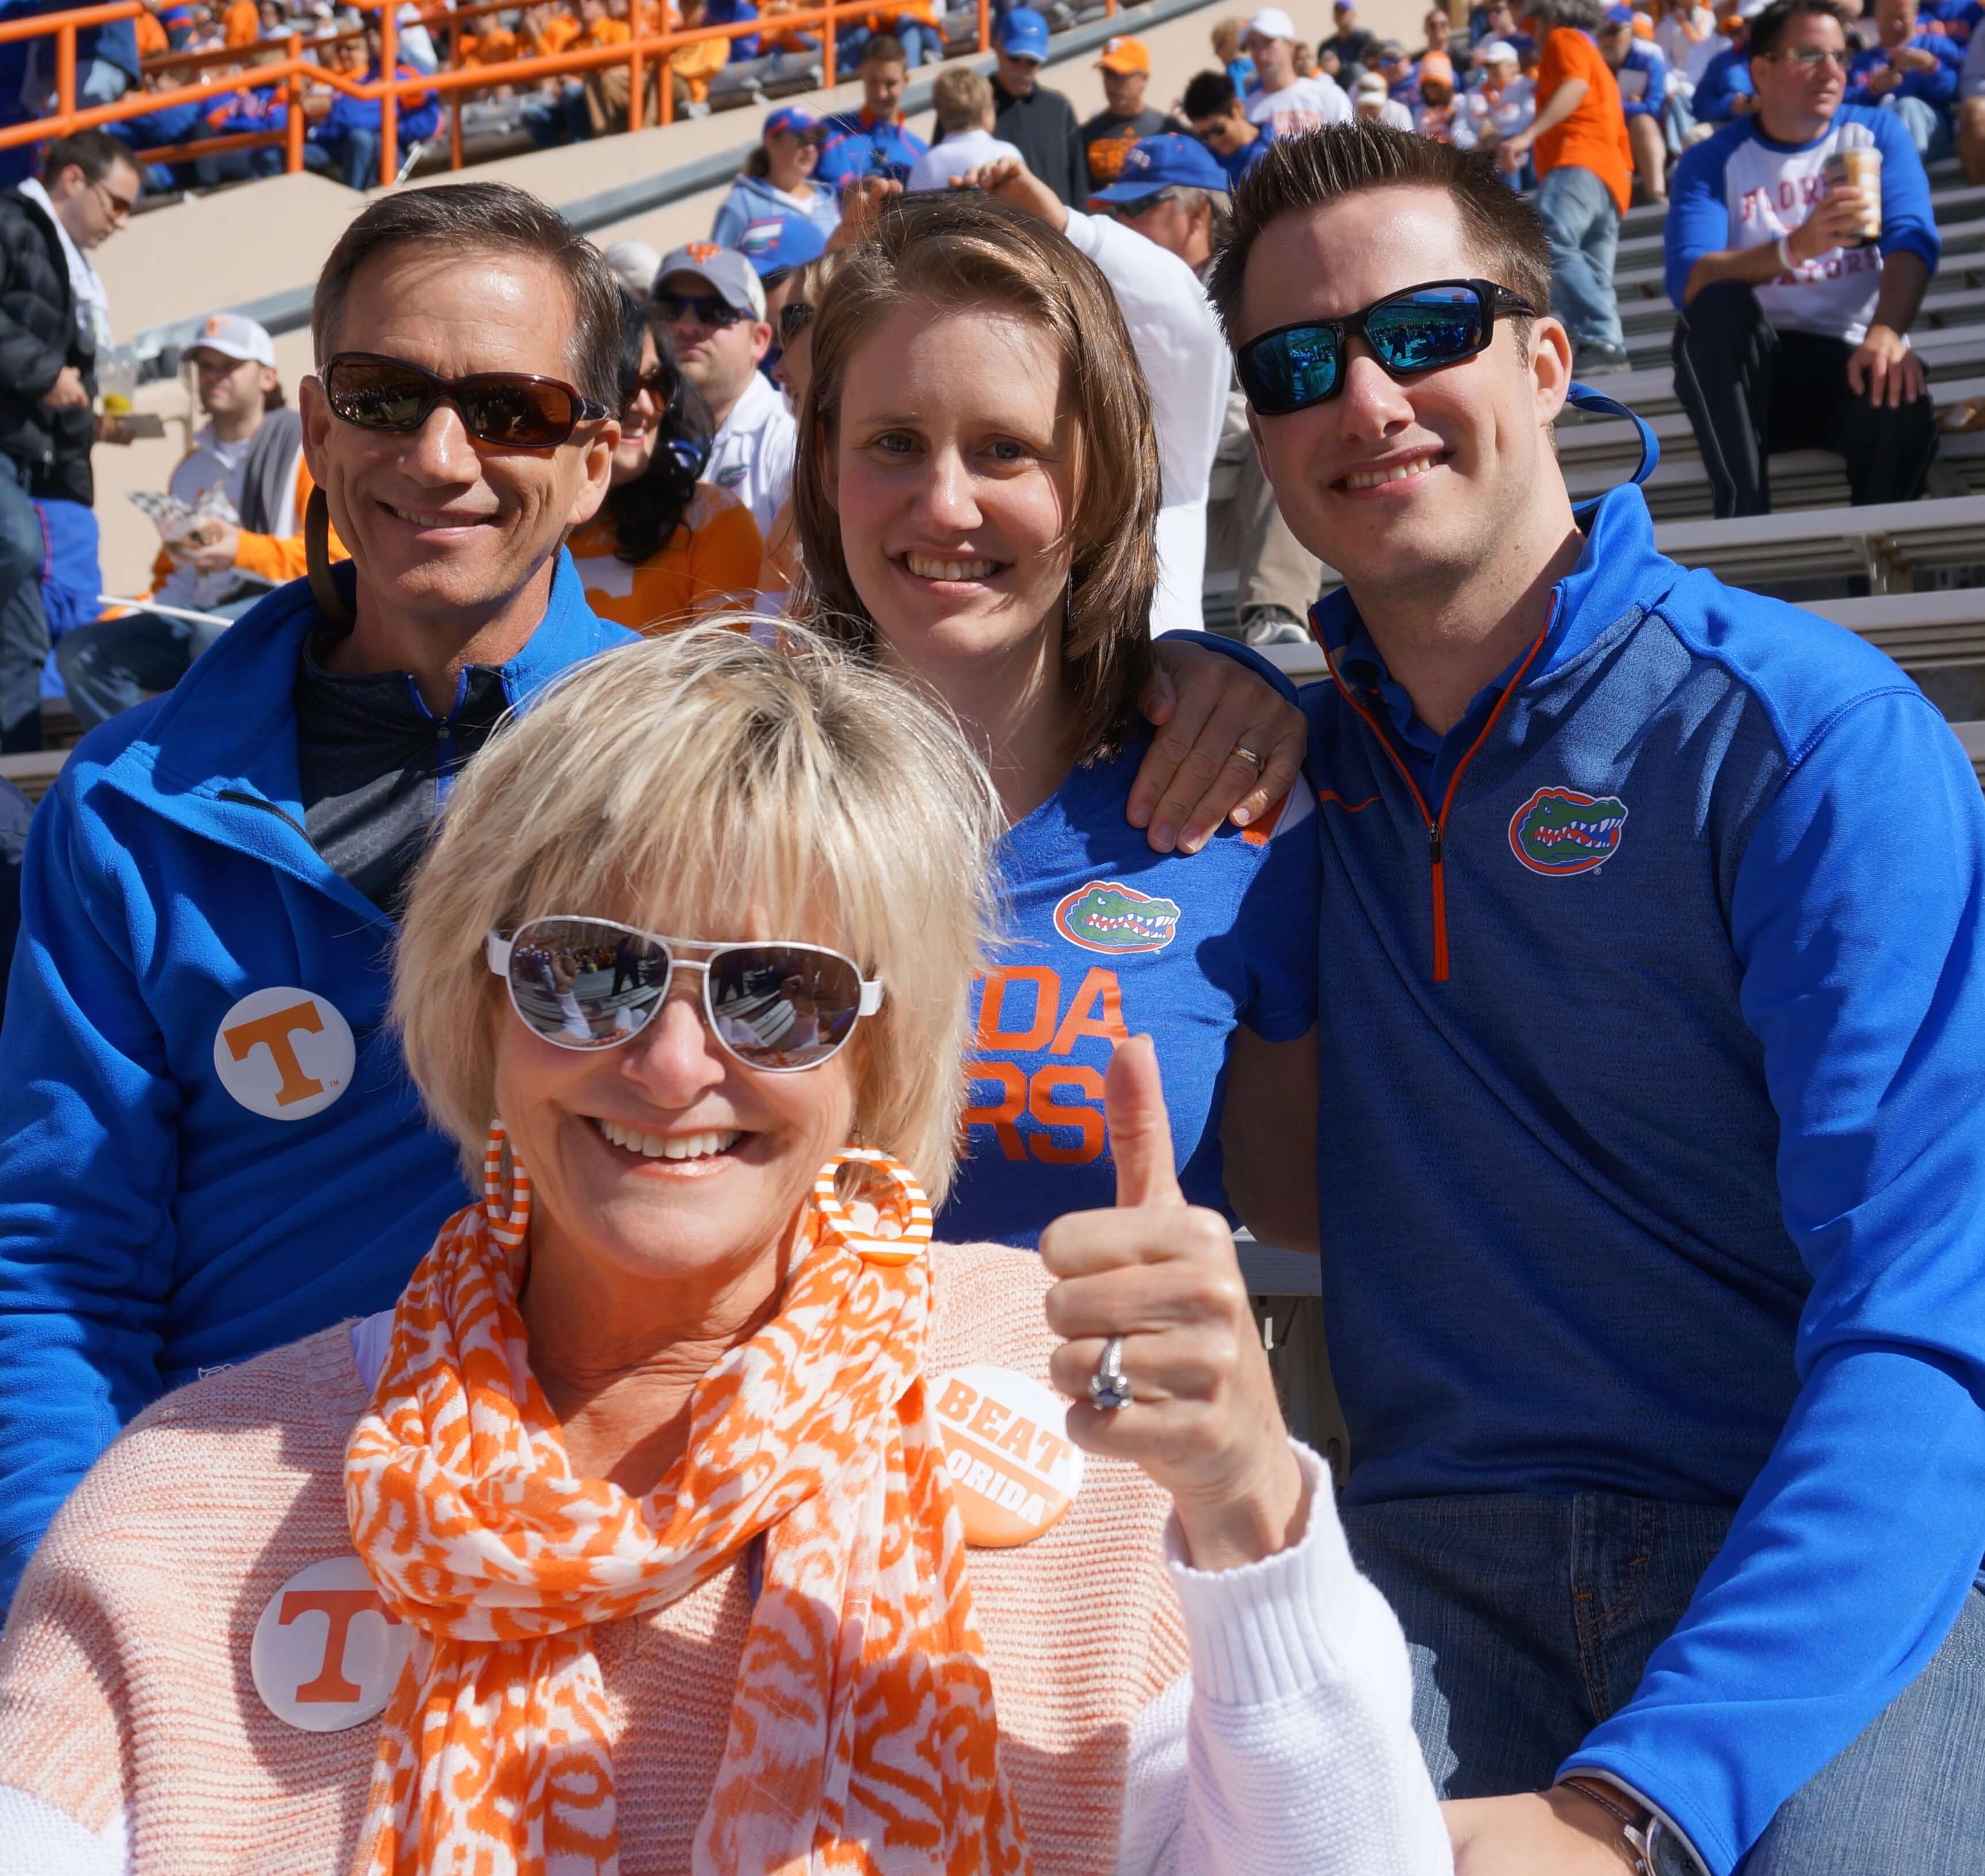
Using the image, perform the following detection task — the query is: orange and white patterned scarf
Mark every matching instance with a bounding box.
[345,1124,1031,1876]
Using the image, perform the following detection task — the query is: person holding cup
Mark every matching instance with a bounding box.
[1665,0,1940,515]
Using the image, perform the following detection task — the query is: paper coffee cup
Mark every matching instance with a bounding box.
[1823,146,1883,246]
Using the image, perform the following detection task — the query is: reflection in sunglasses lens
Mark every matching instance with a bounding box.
[508,918,671,1048]
[1368,292,1483,372]
[709,947,860,1069]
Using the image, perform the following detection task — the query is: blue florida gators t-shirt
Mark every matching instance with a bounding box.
[938,733,1320,1248]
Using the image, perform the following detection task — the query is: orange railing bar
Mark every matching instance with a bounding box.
[0,0,997,185]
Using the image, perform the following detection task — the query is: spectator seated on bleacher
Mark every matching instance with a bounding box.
[303,21,440,186]
[1658,0,1734,101]
[667,0,730,114]
[1667,0,1940,516]
[523,0,634,146]
[1353,68,1414,124]
[105,71,213,195]
[1846,0,1964,153]
[196,49,291,187]
[1451,36,1537,158]
[56,315,343,730]
[817,35,928,186]
[1689,19,1759,117]
[1963,9,1985,179]
[1412,51,1458,137]
[1183,67,1269,181]
[0,0,147,192]
[712,106,840,249]
[705,0,762,62]
[906,64,1023,190]
[837,1,942,72]
[1600,5,1671,197]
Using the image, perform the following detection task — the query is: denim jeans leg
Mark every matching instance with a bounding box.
[341,127,381,190]
[1535,164,1623,351]
[52,611,198,732]
[1740,1587,1985,1876]
[0,464,48,753]
[79,59,131,108]
[1581,187,1623,348]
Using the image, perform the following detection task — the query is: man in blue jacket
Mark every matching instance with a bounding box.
[816,34,928,187]
[1198,121,1985,1873]
[1846,0,1964,154]
[304,21,442,190]
[1666,0,1940,516]
[0,182,634,1607]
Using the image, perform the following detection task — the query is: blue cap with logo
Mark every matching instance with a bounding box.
[1000,7,1050,60]
[736,213,829,278]
[1090,132,1231,204]
[763,105,819,139]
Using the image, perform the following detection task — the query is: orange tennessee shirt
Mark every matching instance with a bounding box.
[531,13,583,57]
[223,0,259,47]
[1534,26,1632,216]
[567,483,765,635]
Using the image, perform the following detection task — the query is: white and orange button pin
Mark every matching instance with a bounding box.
[250,1555,410,1732]
[933,1365,1084,1547]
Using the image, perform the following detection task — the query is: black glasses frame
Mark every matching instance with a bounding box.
[1236,278,1536,418]
[322,351,610,450]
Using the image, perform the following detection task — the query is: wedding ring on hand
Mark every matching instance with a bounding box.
[1088,1335,1133,1411]
[1231,744,1265,770]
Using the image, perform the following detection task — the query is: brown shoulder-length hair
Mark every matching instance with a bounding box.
[790,192,1161,765]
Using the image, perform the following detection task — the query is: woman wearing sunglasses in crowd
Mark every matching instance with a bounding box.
[565,294,768,633]
[0,626,1445,1874]
[791,192,1319,1254]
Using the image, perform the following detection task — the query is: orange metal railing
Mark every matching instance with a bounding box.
[0,0,1118,190]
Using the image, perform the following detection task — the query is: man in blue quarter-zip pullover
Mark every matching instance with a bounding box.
[0,183,636,1609]
[1196,123,1985,1873]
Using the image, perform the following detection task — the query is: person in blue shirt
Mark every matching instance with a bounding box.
[705,0,762,61]
[303,23,441,190]
[0,184,638,1609]
[1845,0,1964,154]
[1598,6,1671,201]
[0,0,141,186]
[1689,33,1757,120]
[816,33,929,186]
[1188,116,1985,1876]
[1182,68,1271,182]
[788,189,1314,1252]
[1666,0,1939,515]
[710,106,842,255]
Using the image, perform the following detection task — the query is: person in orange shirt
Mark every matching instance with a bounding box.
[567,300,764,633]
[521,1,583,59]
[222,0,259,48]
[135,5,171,59]
[668,0,729,112]
[1497,0,1633,370]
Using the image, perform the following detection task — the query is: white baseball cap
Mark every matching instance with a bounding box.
[186,311,276,368]
[1478,37,1520,63]
[602,239,662,300]
[1245,8,1296,43]
[1353,70,1389,97]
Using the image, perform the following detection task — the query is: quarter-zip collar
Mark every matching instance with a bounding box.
[86,549,630,929]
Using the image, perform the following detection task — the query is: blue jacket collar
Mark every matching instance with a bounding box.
[87,548,628,917]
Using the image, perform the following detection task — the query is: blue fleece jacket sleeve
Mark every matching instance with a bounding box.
[1620,48,1666,118]
[0,779,182,1607]
[1870,106,1941,274]
[1562,688,1985,1875]
[1663,129,1734,309]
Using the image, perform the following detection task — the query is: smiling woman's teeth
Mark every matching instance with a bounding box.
[906,553,997,581]
[1343,457,1438,491]
[596,1119,741,1160]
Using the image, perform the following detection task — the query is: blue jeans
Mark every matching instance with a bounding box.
[303,128,381,190]
[1345,1493,1985,1871]
[1890,94,1955,164]
[0,459,48,753]
[54,595,257,732]
[1534,162,1623,351]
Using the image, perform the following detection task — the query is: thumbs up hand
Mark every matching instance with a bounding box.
[1040,1036,1309,1572]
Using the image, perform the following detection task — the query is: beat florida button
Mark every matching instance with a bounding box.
[933,1365,1083,1546]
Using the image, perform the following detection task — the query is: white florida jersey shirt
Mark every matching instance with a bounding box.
[1665,105,1939,347]
[1245,75,1352,141]
[706,369,798,541]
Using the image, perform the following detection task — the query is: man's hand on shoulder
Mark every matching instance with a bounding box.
[1445,1790,1638,1874]
[1129,640,1305,853]
[1847,322,1924,407]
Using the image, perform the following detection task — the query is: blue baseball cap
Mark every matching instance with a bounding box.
[736,213,828,278]
[763,105,819,139]
[1091,133,1230,204]
[1000,8,1050,60]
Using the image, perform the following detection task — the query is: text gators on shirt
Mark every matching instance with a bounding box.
[964,965,1131,1165]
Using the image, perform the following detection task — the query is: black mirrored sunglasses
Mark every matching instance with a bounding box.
[323,352,609,450]
[485,916,885,1074]
[1236,278,1535,418]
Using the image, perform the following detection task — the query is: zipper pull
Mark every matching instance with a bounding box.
[1428,818,1443,866]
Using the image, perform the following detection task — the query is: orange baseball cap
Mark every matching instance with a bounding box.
[1097,35,1151,74]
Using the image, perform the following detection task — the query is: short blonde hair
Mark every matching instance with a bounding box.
[932,64,993,134]
[393,625,1002,1200]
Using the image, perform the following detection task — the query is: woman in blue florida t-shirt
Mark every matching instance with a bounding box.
[787,190,1319,1247]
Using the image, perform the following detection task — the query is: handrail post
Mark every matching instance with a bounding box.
[56,23,76,132]
[377,0,397,186]
[628,37,643,132]
[449,9,462,167]
[286,32,305,171]
[976,0,988,55]
[823,0,836,90]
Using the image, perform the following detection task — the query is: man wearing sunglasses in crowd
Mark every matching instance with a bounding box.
[653,242,795,541]
[1179,122,1985,1873]
[1667,0,1941,518]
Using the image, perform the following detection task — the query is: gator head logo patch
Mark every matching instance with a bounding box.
[1053,880,1181,953]
[1508,787,1628,876]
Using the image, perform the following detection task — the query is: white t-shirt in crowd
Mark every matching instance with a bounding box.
[706,369,797,541]
[1656,4,1728,89]
[1061,210,1226,638]
[1244,74,1352,142]
[906,127,1026,192]
[1451,76,1535,150]
[1360,97,1414,132]
[153,423,300,613]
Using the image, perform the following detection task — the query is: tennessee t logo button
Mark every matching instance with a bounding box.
[250,1556,410,1732]
[213,987,356,1120]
